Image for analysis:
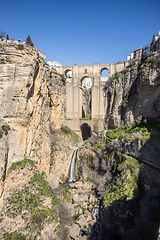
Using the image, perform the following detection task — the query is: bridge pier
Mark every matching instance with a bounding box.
[57,62,127,138]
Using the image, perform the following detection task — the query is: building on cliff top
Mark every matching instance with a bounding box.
[47,61,62,67]
[127,31,160,61]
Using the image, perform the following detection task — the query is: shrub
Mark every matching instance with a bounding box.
[60,126,80,142]
[61,126,72,135]
[0,130,3,138]
[95,142,106,150]
[61,187,71,201]
[17,44,24,50]
[2,125,10,135]
[122,93,129,108]
[3,231,25,240]
[59,74,66,86]
[7,158,36,175]
[113,72,122,80]
[135,115,143,125]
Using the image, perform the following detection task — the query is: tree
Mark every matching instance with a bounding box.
[26,35,34,47]
[6,34,9,40]
[0,30,5,40]
[150,34,156,52]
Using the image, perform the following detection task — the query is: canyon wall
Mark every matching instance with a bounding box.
[0,41,67,197]
[104,53,160,129]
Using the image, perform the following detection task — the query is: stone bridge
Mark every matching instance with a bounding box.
[56,62,128,139]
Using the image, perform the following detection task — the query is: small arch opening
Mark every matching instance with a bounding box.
[101,68,109,77]
[65,69,72,78]
[80,76,92,119]
[80,123,91,141]
[81,76,92,89]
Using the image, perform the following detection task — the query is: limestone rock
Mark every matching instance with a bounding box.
[104,53,160,128]
[0,41,66,196]
[68,224,80,239]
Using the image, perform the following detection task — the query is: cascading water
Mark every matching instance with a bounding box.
[68,149,78,183]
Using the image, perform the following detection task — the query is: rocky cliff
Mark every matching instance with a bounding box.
[0,41,95,240]
[0,41,70,196]
[104,53,160,129]
[1,41,160,240]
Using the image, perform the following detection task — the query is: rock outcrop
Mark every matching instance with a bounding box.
[104,53,160,129]
[0,41,66,196]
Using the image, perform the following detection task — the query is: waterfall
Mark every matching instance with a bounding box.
[68,149,78,183]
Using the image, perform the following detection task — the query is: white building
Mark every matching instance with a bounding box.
[142,44,150,58]
[127,31,160,61]
[47,61,62,67]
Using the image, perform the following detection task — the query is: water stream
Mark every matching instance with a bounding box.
[68,149,101,239]
[68,149,77,183]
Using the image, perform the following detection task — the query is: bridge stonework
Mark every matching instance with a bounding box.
[57,62,128,138]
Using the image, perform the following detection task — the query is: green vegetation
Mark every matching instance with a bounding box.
[103,155,140,209]
[79,118,91,120]
[60,126,73,134]
[61,187,71,201]
[95,142,106,150]
[79,154,92,168]
[60,174,67,183]
[26,35,34,47]
[112,72,122,80]
[3,231,25,240]
[59,74,66,86]
[86,177,92,182]
[106,122,160,142]
[7,158,36,175]
[17,44,24,50]
[2,159,60,239]
[60,126,80,142]
[49,125,55,134]
[0,30,5,40]
[122,93,129,108]
[2,124,10,135]
[139,55,157,73]
[0,129,3,138]
[6,34,9,40]
[30,172,60,205]
[108,151,114,163]
[135,115,143,125]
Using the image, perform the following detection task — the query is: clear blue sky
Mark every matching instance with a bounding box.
[1,0,160,66]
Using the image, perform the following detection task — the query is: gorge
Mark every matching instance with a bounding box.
[0,39,160,240]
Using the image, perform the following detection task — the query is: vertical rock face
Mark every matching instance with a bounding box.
[104,53,160,129]
[0,41,65,196]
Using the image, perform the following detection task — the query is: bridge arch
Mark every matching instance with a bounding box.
[80,123,91,140]
[65,69,72,78]
[80,75,93,88]
[80,76,92,119]
[101,68,109,77]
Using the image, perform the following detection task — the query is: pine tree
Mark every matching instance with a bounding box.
[150,34,156,52]
[26,35,34,47]
[6,34,9,40]
[0,30,5,40]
